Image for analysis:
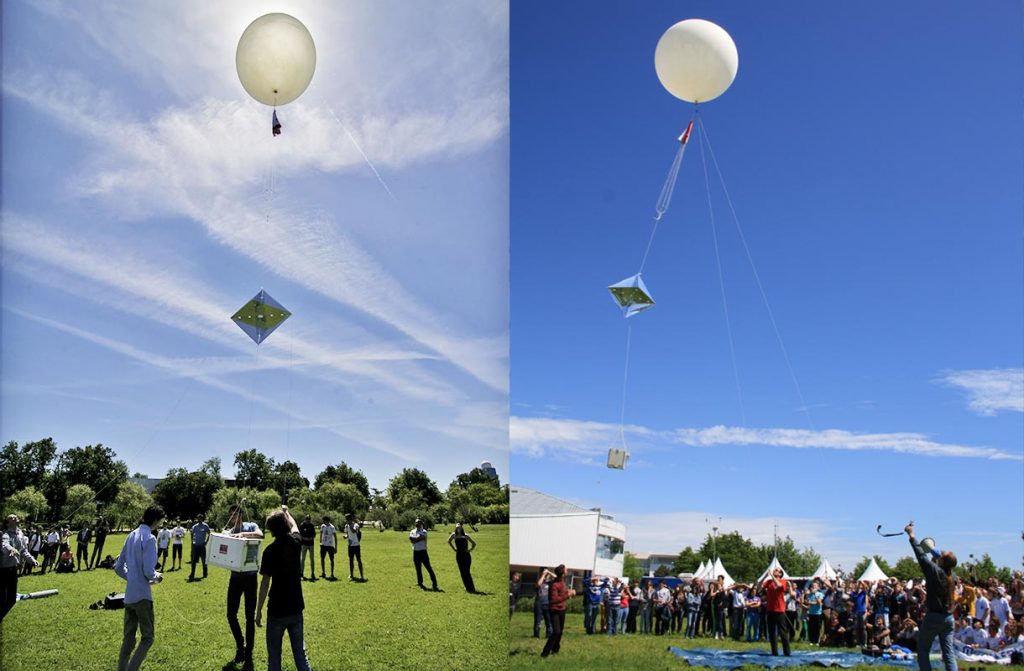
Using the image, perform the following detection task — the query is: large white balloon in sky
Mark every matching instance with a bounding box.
[654,19,738,104]
[236,13,316,106]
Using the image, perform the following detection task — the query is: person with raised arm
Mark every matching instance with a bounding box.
[905,521,958,671]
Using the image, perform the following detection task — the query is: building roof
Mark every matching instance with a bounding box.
[510,485,591,516]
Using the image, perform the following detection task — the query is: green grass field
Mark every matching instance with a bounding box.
[509,611,1004,671]
[1,525,508,670]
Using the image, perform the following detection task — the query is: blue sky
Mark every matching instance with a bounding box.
[1,2,509,493]
[510,1,1023,570]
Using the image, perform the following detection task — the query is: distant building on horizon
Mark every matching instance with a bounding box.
[509,485,626,587]
[479,460,498,479]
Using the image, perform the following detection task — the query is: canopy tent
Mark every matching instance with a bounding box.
[702,557,735,586]
[756,555,791,584]
[857,557,888,582]
[695,560,707,579]
[810,559,838,582]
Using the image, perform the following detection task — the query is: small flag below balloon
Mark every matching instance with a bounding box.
[272,110,282,136]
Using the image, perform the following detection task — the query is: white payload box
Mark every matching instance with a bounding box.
[208,533,261,572]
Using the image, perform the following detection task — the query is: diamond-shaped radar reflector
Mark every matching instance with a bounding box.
[232,289,291,345]
[608,273,654,317]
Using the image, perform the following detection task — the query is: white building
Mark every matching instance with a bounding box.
[510,485,626,580]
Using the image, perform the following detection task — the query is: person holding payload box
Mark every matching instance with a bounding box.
[224,503,264,671]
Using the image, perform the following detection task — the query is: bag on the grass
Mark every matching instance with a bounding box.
[91,592,126,610]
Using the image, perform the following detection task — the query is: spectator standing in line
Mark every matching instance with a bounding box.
[745,587,763,642]
[763,567,792,656]
[42,526,59,573]
[188,513,211,581]
[729,582,748,640]
[656,580,672,636]
[685,582,703,638]
[604,577,623,635]
[155,524,171,571]
[89,516,110,570]
[256,507,313,671]
[114,505,164,671]
[342,513,363,581]
[408,518,438,590]
[318,516,336,580]
[1,515,38,622]
[534,567,553,638]
[298,515,317,581]
[447,523,477,593]
[24,525,42,576]
[583,575,601,634]
[75,522,92,572]
[225,504,264,671]
[849,581,870,645]
[540,564,575,658]
[170,521,186,571]
[509,572,521,619]
[805,579,825,645]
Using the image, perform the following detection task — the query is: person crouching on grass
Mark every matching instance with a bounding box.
[225,504,264,671]
[256,507,313,671]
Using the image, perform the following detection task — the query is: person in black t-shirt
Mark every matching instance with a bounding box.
[256,508,312,671]
[75,524,92,571]
[89,516,109,570]
[298,515,316,582]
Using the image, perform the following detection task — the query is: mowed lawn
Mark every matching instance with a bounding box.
[509,611,1004,671]
[1,524,508,670]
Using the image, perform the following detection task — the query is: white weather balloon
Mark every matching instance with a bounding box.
[654,19,738,103]
[236,13,316,106]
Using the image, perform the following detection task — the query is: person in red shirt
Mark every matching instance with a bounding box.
[763,568,792,656]
[541,565,576,658]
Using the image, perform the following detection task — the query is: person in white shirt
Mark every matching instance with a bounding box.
[156,524,171,571]
[343,513,363,581]
[319,516,336,580]
[976,592,991,626]
[170,523,186,571]
[1,515,38,622]
[408,518,438,590]
[990,588,1013,633]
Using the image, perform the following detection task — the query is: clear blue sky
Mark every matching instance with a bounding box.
[1,2,509,494]
[510,1,1023,570]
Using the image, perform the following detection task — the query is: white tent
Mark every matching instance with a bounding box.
[756,555,791,584]
[858,557,888,582]
[695,560,707,579]
[810,559,838,582]
[704,557,735,586]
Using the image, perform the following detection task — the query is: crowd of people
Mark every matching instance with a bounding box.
[520,551,1023,664]
[3,507,483,670]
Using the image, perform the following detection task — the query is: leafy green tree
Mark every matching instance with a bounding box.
[314,482,367,519]
[0,438,57,500]
[850,555,893,580]
[756,536,821,578]
[964,553,1013,584]
[209,487,281,528]
[62,484,97,526]
[57,444,128,506]
[153,458,222,520]
[233,449,275,491]
[272,460,308,501]
[673,546,703,574]
[449,467,499,490]
[387,468,443,510]
[654,565,673,578]
[695,531,763,583]
[4,486,49,521]
[314,462,370,500]
[622,552,643,583]
[891,556,922,580]
[107,482,152,530]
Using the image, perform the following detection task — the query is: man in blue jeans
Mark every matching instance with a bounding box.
[188,514,211,581]
[114,505,164,671]
[534,567,553,638]
[584,576,602,634]
[905,522,958,671]
[257,507,312,671]
[225,504,264,671]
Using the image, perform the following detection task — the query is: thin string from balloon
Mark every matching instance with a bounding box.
[321,99,397,203]
[697,120,746,427]
[698,116,814,430]
[60,380,195,524]
[618,323,633,450]
[639,107,699,273]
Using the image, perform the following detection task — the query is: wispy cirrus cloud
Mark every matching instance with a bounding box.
[511,416,1022,462]
[938,368,1024,415]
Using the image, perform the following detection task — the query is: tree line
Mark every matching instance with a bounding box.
[1,439,508,531]
[621,529,1016,585]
